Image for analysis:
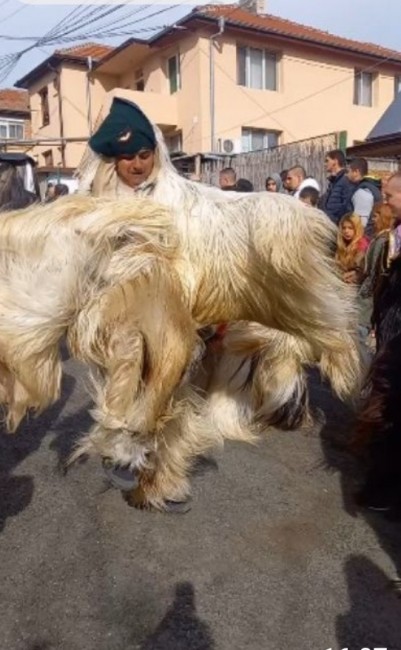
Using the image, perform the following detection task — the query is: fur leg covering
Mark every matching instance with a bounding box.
[202,323,312,440]
[0,196,177,429]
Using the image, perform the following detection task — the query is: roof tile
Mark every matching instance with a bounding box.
[196,5,401,62]
[0,88,29,113]
[55,42,113,61]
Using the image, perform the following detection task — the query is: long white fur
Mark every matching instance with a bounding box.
[0,95,362,508]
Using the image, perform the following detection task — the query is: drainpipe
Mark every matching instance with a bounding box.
[209,17,225,153]
[49,64,66,168]
[86,56,93,135]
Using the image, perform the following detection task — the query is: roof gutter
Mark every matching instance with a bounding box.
[188,14,401,66]
[209,17,225,153]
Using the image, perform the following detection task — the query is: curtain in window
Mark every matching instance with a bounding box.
[237,46,246,86]
[168,56,179,94]
[249,48,263,89]
[361,72,372,106]
[354,71,372,106]
[265,53,277,91]
[9,124,23,139]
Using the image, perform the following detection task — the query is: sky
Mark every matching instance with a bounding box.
[0,0,400,88]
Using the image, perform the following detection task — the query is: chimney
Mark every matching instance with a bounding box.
[238,0,265,14]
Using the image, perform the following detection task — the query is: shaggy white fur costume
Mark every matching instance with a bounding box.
[0,187,360,508]
[0,90,362,510]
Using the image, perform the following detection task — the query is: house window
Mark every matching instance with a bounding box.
[43,149,54,167]
[39,86,50,126]
[165,132,182,154]
[237,46,277,91]
[134,68,145,92]
[241,128,279,152]
[168,55,181,94]
[354,71,373,106]
[394,75,401,97]
[0,119,24,140]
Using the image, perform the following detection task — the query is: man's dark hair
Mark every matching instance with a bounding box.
[54,183,69,197]
[299,186,320,207]
[349,157,368,177]
[235,178,254,192]
[288,165,307,179]
[326,149,346,168]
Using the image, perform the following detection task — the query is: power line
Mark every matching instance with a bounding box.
[1,3,28,25]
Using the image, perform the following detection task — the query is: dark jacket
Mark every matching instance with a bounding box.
[320,169,353,224]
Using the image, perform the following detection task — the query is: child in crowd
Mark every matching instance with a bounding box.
[299,186,320,207]
[335,213,369,285]
[265,173,283,193]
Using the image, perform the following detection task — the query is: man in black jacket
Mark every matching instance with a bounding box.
[320,149,353,224]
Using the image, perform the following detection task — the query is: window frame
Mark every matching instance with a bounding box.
[241,127,280,152]
[42,149,54,167]
[353,70,373,107]
[237,46,278,91]
[0,118,24,140]
[167,54,181,94]
[165,131,183,154]
[39,86,50,127]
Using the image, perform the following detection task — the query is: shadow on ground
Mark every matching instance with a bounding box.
[140,582,215,650]
[0,373,75,532]
[309,370,401,646]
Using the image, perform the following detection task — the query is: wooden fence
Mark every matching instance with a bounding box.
[198,134,400,191]
[199,132,339,191]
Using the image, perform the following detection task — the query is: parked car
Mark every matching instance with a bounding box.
[0,152,41,211]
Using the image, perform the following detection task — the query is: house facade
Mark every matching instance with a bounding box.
[0,89,31,153]
[15,43,114,171]
[14,2,401,168]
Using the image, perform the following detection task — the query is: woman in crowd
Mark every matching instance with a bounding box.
[265,173,283,193]
[335,213,369,285]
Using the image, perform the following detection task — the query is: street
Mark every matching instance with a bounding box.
[1,356,401,650]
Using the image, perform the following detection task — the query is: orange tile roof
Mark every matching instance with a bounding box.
[195,5,401,63]
[55,42,113,61]
[0,88,29,113]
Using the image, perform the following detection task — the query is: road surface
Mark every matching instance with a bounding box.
[1,357,401,650]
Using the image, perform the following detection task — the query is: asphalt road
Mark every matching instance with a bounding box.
[1,357,401,650]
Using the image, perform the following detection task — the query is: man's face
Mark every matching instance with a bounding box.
[219,173,235,189]
[115,150,155,189]
[325,156,337,174]
[285,171,301,191]
[385,178,401,217]
[346,168,360,184]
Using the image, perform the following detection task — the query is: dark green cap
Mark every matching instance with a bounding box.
[89,97,156,157]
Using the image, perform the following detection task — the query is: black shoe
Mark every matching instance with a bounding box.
[102,460,139,491]
[354,487,393,511]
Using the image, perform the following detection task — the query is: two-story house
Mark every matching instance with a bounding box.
[15,1,401,168]
[0,89,30,153]
[15,43,114,172]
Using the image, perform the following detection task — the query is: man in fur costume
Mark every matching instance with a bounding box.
[0,93,362,513]
[73,92,362,510]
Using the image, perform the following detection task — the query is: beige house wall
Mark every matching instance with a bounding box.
[21,25,401,168]
[25,66,115,169]
[201,32,399,151]
[27,69,63,167]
